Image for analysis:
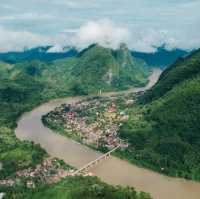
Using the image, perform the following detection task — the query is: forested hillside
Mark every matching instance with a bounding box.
[132,47,188,68]
[0,45,188,68]
[4,44,150,96]
[0,46,77,63]
[70,44,149,93]
[119,49,200,180]
[0,45,152,198]
[2,176,152,199]
[142,49,200,102]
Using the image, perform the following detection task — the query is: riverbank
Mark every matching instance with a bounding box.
[15,68,200,199]
[41,94,133,153]
[0,68,159,199]
[41,78,200,179]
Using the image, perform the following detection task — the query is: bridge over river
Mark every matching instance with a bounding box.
[16,68,200,199]
[73,145,120,175]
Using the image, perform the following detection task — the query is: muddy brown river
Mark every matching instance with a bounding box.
[15,68,200,199]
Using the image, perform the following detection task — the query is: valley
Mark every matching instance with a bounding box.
[1,1,200,199]
[1,44,200,199]
[0,45,154,199]
[15,68,200,199]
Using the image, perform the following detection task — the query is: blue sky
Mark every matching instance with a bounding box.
[0,0,200,52]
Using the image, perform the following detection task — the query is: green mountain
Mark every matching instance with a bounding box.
[0,46,77,64]
[7,44,150,96]
[0,45,188,68]
[0,45,150,117]
[132,47,188,68]
[142,49,200,102]
[119,49,200,180]
[0,62,13,79]
[0,46,152,198]
[70,44,150,94]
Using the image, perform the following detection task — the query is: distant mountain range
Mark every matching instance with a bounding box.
[0,45,189,68]
[132,47,189,68]
[0,44,150,96]
[0,46,77,63]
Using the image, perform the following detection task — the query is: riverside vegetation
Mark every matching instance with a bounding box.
[0,44,152,198]
[2,176,152,199]
[43,48,200,182]
[119,49,200,180]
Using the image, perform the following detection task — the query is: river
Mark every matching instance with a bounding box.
[15,68,200,199]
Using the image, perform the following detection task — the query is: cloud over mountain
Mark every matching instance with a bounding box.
[69,19,130,50]
[0,26,51,52]
[0,0,200,52]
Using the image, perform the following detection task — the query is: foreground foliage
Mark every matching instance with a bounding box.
[0,75,47,179]
[1,176,152,199]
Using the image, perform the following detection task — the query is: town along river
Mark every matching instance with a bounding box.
[15,68,200,199]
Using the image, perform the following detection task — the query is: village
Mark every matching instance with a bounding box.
[0,158,75,189]
[0,93,137,195]
[43,94,136,151]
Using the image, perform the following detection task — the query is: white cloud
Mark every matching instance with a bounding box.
[47,44,64,53]
[64,20,174,53]
[52,0,99,9]
[128,29,166,53]
[1,18,200,53]
[63,19,200,53]
[0,13,54,21]
[0,26,51,52]
[0,1,200,52]
[69,19,130,50]
[61,28,79,34]
[165,36,200,51]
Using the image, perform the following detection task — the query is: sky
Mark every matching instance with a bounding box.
[0,0,200,52]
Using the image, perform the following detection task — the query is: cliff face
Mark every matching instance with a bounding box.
[70,44,150,93]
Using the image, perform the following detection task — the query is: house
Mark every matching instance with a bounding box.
[120,115,129,121]
[107,104,117,113]
[0,193,5,199]
[27,181,36,189]
[125,99,134,107]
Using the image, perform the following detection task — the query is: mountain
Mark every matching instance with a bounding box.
[0,61,13,79]
[119,49,200,180]
[0,45,189,69]
[70,44,150,94]
[142,49,200,102]
[1,44,150,98]
[0,46,78,64]
[0,45,153,199]
[132,47,188,68]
